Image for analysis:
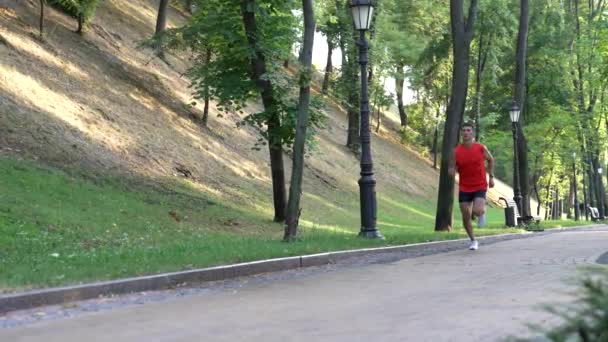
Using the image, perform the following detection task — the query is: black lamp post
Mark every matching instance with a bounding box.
[572,152,580,221]
[351,0,381,239]
[509,100,523,216]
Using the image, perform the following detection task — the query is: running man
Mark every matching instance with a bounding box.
[448,122,495,250]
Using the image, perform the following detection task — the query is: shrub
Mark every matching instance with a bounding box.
[512,267,608,341]
[48,0,100,31]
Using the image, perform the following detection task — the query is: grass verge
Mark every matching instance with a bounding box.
[0,158,595,292]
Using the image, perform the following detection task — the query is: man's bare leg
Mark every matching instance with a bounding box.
[460,202,475,241]
[472,197,486,218]
[473,197,486,227]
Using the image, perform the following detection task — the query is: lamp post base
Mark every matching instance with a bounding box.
[359,229,384,239]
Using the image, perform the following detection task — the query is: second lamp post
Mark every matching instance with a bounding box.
[510,101,523,216]
[351,0,382,238]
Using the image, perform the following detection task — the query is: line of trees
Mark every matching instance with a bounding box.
[34,0,608,236]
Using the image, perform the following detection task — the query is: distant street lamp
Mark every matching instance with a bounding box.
[351,0,381,239]
[572,152,580,221]
[509,100,523,216]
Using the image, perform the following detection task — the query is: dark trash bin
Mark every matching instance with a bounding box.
[504,206,516,227]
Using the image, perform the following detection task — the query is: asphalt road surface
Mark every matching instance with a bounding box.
[2,227,608,342]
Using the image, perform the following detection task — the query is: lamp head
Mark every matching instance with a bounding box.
[350,0,374,31]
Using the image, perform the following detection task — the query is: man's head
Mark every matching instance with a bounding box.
[461,122,475,143]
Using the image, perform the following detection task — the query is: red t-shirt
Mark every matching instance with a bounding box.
[455,142,488,192]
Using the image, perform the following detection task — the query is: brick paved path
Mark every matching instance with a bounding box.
[2,227,608,341]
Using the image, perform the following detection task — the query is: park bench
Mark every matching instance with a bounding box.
[498,197,542,229]
[586,205,602,221]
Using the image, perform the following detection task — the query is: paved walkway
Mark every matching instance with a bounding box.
[2,227,608,341]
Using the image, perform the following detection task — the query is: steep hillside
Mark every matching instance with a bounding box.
[0,1,563,291]
[1,0,439,221]
[0,0,527,235]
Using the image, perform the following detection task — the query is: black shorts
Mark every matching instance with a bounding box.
[459,190,487,203]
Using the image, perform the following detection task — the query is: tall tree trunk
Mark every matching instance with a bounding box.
[241,0,286,222]
[346,46,360,153]
[39,0,45,39]
[604,162,608,215]
[566,178,574,218]
[432,106,440,169]
[322,40,334,94]
[556,188,561,219]
[474,78,481,141]
[77,12,84,34]
[155,0,170,57]
[337,1,347,67]
[346,88,360,152]
[435,0,478,231]
[531,153,542,215]
[514,0,531,219]
[473,31,488,141]
[186,0,193,13]
[587,154,597,208]
[338,31,347,68]
[582,156,590,220]
[593,156,605,217]
[155,0,170,34]
[375,106,381,133]
[373,79,385,133]
[534,176,541,215]
[544,152,556,220]
[202,95,210,126]
[551,192,555,219]
[517,135,531,216]
[544,183,552,220]
[395,63,407,127]
[202,47,211,126]
[284,0,315,241]
[367,28,375,83]
[341,2,359,153]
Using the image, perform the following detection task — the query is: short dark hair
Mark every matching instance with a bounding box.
[462,122,475,130]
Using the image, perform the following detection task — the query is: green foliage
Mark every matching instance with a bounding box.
[1,158,527,290]
[482,129,512,180]
[315,0,341,48]
[401,102,437,150]
[377,0,441,71]
[237,91,328,151]
[48,0,100,22]
[167,0,324,149]
[513,268,608,341]
[399,125,422,146]
[331,1,359,113]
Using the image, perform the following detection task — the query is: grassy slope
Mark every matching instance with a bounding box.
[1,158,527,292]
[0,1,592,292]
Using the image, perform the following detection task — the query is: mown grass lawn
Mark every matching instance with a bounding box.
[0,158,597,292]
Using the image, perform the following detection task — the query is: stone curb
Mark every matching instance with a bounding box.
[0,224,603,314]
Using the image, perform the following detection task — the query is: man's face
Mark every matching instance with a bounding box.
[461,126,474,141]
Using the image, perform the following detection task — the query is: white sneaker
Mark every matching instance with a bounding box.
[468,240,479,250]
[478,213,486,228]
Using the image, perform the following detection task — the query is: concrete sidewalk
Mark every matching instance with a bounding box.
[2,227,608,341]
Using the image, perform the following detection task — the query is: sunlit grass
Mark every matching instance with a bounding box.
[0,158,597,292]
